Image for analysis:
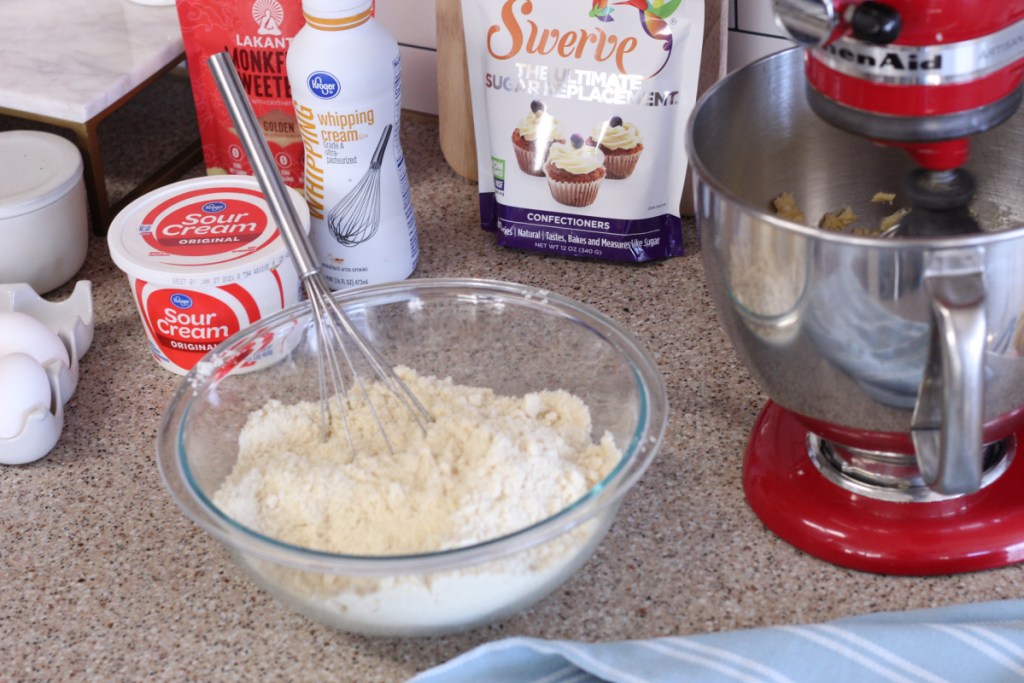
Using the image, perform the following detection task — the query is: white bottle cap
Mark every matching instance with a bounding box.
[302,0,372,18]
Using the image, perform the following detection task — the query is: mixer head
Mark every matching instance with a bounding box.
[773,0,1024,169]
[774,0,1024,236]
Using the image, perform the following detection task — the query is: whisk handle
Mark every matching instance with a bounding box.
[371,124,392,168]
[207,52,322,280]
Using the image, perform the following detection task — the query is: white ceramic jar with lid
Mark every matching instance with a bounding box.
[0,130,88,294]
[107,175,309,375]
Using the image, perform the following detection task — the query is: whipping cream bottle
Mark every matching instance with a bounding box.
[287,0,418,290]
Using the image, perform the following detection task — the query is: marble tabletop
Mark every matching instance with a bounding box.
[0,0,183,123]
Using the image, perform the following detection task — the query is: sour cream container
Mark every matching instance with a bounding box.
[107,176,309,375]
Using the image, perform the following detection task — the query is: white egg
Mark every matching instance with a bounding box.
[0,311,69,368]
[0,352,53,439]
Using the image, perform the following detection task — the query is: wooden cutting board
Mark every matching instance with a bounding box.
[436,0,478,181]
[435,0,729,212]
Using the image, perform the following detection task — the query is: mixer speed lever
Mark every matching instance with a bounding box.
[847,2,901,45]
[773,0,901,46]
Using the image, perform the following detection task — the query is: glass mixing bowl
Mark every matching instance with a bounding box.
[157,278,667,636]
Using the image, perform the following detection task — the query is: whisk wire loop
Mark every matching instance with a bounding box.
[306,281,355,452]
[318,289,432,430]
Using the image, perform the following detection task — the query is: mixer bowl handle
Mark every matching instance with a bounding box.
[911,248,986,495]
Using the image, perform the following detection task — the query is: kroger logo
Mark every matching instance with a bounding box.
[202,201,227,213]
[170,293,193,309]
[308,71,340,99]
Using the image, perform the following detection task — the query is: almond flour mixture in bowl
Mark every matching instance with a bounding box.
[157,278,667,636]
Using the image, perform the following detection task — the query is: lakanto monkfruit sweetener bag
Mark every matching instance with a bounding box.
[176,0,306,189]
[461,0,703,261]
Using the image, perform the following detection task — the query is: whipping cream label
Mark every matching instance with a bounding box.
[286,4,418,290]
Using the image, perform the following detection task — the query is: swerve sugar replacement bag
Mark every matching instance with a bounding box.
[461,0,703,261]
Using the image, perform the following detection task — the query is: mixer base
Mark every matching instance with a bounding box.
[744,401,1024,575]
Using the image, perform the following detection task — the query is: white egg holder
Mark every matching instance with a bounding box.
[0,281,93,465]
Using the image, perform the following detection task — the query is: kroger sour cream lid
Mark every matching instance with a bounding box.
[107,175,309,375]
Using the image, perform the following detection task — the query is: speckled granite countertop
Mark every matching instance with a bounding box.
[2,70,1022,683]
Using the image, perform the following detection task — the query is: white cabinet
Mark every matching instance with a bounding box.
[727,0,795,72]
[376,0,439,114]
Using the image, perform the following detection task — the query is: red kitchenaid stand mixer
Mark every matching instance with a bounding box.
[690,1,1024,575]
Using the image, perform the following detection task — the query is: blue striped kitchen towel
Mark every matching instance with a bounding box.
[410,600,1024,682]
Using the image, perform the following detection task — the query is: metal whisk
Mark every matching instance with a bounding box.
[327,124,391,247]
[207,52,429,452]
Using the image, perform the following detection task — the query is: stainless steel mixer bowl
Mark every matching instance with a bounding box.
[686,48,1024,496]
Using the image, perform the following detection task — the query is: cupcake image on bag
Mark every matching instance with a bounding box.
[588,115,643,179]
[545,134,606,207]
[512,100,564,176]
